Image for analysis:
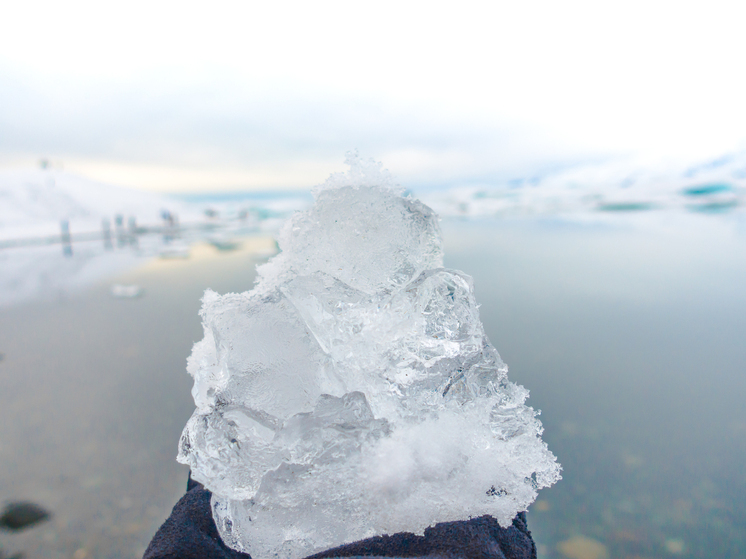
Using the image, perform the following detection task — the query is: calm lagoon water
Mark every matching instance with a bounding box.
[1,214,745,559]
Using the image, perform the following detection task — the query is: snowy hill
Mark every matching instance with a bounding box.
[0,168,194,241]
[0,167,290,307]
[420,151,746,218]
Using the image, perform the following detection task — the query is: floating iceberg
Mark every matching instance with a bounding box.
[177,154,561,559]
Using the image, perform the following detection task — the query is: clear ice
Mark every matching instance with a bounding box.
[177,154,561,559]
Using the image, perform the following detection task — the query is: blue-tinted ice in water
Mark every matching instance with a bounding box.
[177,155,561,559]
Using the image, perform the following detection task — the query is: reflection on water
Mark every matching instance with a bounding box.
[444,215,746,559]
[0,240,271,559]
[0,224,278,308]
[1,213,745,558]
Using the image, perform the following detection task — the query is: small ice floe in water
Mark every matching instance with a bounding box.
[682,183,739,213]
[209,240,241,252]
[207,235,242,252]
[159,244,190,259]
[178,154,561,559]
[597,201,656,212]
[0,502,50,531]
[110,284,143,298]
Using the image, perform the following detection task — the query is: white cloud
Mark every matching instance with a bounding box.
[2,0,745,189]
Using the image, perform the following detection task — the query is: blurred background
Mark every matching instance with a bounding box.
[1,1,745,558]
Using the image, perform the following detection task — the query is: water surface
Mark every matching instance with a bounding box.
[1,214,744,559]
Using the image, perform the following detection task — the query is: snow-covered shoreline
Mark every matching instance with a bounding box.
[0,168,200,242]
[4,150,746,243]
[3,152,745,309]
[419,151,746,219]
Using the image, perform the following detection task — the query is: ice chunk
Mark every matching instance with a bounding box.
[110,284,143,298]
[256,159,443,296]
[177,153,561,559]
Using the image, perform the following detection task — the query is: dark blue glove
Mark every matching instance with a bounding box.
[144,475,536,559]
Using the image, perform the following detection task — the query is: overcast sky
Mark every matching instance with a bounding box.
[1,0,745,192]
